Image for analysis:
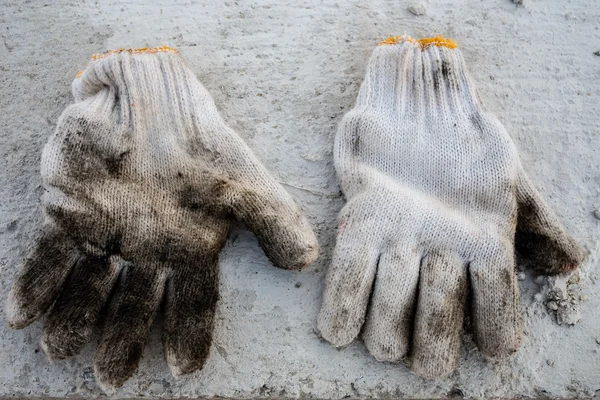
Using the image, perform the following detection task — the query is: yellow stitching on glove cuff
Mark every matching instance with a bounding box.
[90,46,178,60]
[379,35,458,49]
[75,46,178,79]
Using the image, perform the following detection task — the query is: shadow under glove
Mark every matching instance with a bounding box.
[317,36,585,379]
[7,47,318,389]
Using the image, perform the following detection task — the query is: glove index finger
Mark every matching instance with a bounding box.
[7,226,80,329]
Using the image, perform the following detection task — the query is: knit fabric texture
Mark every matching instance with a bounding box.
[6,47,319,390]
[317,36,585,379]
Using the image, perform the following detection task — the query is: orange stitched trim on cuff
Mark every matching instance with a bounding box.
[379,35,420,46]
[75,46,178,79]
[90,46,178,61]
[379,35,458,49]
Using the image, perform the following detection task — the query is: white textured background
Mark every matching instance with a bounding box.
[1,0,599,398]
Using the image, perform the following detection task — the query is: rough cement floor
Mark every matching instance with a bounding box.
[1,0,599,398]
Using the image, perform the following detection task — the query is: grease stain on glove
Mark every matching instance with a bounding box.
[7,46,318,390]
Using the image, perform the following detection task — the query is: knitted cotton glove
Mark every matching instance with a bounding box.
[317,36,585,379]
[7,47,319,389]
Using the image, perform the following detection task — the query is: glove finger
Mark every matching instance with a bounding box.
[515,166,585,274]
[362,245,420,361]
[469,244,522,359]
[410,251,467,379]
[317,216,380,347]
[163,253,219,377]
[41,255,120,360]
[94,263,167,389]
[7,226,80,329]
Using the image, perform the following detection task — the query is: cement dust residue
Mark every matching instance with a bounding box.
[1,0,599,398]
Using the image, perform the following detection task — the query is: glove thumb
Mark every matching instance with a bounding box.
[515,166,586,274]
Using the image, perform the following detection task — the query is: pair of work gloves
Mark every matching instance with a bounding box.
[7,37,584,389]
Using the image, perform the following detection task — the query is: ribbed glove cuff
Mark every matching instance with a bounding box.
[356,36,481,115]
[72,46,181,102]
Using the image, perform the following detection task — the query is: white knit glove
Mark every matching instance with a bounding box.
[317,36,585,379]
[7,47,318,389]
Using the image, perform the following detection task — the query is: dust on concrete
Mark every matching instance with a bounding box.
[1,0,600,398]
[544,271,584,326]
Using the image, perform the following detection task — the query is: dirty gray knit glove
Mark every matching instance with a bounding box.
[7,47,319,389]
[317,36,585,379]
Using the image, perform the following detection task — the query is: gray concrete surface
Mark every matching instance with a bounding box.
[1,0,599,398]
